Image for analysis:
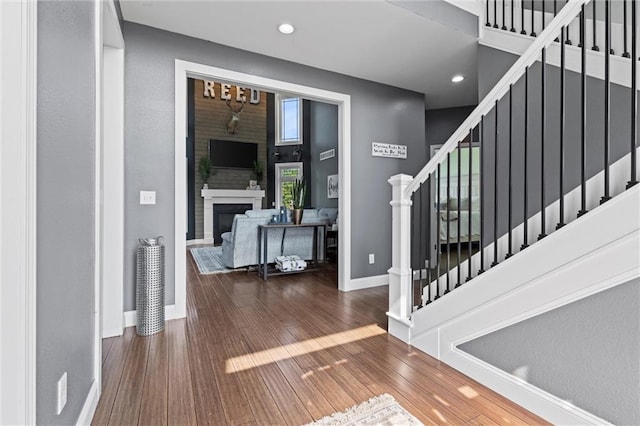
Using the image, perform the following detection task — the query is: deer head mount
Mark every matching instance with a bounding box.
[225,99,245,134]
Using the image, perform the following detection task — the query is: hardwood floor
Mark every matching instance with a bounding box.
[93,253,548,425]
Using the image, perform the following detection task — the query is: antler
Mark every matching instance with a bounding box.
[225,99,245,114]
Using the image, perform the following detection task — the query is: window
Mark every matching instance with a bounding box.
[275,162,303,208]
[276,94,302,145]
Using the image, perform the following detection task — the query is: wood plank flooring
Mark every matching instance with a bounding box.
[92,253,548,425]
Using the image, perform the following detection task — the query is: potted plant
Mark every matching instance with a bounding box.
[252,160,264,183]
[291,178,307,225]
[199,156,212,189]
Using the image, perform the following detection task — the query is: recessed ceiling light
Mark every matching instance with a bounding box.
[278,23,295,35]
[451,75,464,83]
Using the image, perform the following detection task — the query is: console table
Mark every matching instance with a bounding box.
[257,222,326,280]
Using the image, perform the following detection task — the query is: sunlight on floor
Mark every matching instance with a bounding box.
[225,324,386,373]
[457,385,479,399]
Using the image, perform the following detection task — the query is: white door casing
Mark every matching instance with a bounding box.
[175,61,353,313]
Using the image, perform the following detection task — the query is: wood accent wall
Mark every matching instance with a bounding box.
[193,79,268,239]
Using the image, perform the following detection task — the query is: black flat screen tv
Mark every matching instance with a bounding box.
[209,139,258,169]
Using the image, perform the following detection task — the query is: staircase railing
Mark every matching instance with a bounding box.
[387,0,638,334]
[485,0,638,59]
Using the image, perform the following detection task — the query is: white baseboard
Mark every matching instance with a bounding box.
[75,379,99,426]
[186,239,207,246]
[124,304,177,328]
[346,274,389,291]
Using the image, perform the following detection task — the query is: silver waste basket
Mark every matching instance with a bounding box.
[136,236,165,336]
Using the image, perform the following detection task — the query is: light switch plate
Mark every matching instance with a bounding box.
[140,191,156,205]
[369,253,375,264]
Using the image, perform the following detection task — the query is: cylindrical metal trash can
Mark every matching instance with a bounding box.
[136,236,165,336]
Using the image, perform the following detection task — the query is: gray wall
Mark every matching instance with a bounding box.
[37,1,96,423]
[477,45,636,243]
[459,278,640,425]
[122,23,426,309]
[310,101,339,209]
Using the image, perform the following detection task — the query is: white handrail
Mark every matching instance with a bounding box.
[405,0,590,196]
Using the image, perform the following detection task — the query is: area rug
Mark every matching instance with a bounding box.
[306,394,423,426]
[189,246,240,275]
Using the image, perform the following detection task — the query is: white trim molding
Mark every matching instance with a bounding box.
[349,274,389,291]
[0,0,38,424]
[175,60,353,312]
[101,0,125,341]
[75,380,99,426]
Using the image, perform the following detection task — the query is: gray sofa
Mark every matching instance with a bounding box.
[221,208,326,269]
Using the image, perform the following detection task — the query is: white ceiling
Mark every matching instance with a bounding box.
[120,0,479,109]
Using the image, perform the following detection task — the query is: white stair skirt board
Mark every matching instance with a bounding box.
[75,379,99,426]
[348,274,389,291]
[408,186,639,425]
[481,26,636,89]
[124,304,177,328]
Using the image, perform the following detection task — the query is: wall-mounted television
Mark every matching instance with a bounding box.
[209,139,258,169]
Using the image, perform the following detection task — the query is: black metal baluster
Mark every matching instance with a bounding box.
[628,0,638,188]
[479,116,486,274]
[435,164,441,299]
[502,0,507,30]
[554,0,559,41]
[566,20,572,45]
[623,0,630,58]
[522,67,530,250]
[426,174,432,305]
[578,4,583,48]
[531,0,537,37]
[467,128,474,282]
[486,0,491,26]
[510,0,516,32]
[494,0,499,28]
[602,0,612,204]
[506,85,514,258]
[445,153,451,293]
[425,173,433,305]
[417,184,424,308]
[592,0,599,51]
[456,143,462,288]
[578,5,588,217]
[492,101,500,267]
[557,28,567,230]
[521,0,527,34]
[539,48,547,240]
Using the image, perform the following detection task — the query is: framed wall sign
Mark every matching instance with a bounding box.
[371,142,407,159]
[319,149,336,161]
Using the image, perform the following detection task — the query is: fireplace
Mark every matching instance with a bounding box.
[213,204,252,244]
[201,189,265,244]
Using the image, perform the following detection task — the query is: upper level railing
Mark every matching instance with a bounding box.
[486,0,638,59]
[387,0,638,328]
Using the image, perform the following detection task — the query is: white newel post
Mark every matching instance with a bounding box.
[387,174,414,343]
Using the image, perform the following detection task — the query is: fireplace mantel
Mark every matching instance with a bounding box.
[201,189,265,244]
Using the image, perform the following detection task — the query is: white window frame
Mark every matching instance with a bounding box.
[275,162,303,209]
[275,93,302,146]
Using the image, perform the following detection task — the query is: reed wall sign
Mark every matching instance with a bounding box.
[202,80,261,104]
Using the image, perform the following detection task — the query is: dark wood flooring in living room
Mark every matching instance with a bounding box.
[92,253,547,426]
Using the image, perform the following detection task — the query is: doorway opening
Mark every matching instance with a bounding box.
[174,61,353,320]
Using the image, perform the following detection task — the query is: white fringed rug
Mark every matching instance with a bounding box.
[306,394,424,426]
